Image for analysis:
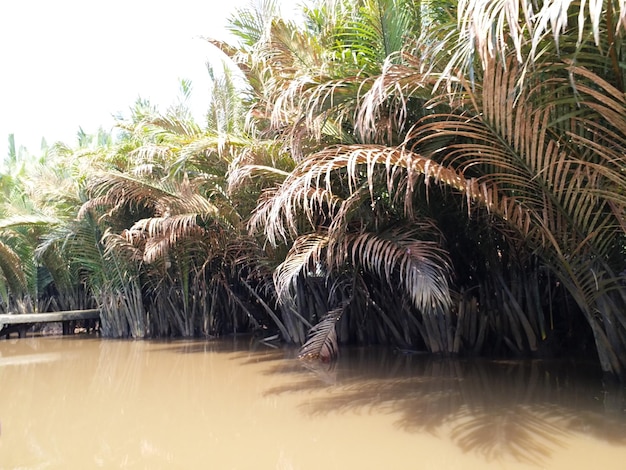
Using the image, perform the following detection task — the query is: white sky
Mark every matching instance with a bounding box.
[0,0,262,154]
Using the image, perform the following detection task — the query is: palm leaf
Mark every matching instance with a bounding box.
[329,227,453,312]
[273,233,329,306]
[333,0,416,68]
[227,0,281,49]
[0,239,27,295]
[455,0,626,76]
[298,307,343,362]
[402,54,626,374]
[252,143,480,246]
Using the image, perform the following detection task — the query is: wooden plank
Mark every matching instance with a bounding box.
[0,309,100,327]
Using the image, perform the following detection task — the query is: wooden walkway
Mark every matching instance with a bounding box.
[0,309,100,338]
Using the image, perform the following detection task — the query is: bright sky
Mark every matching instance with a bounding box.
[0,0,261,154]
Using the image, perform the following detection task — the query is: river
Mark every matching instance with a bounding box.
[0,335,625,469]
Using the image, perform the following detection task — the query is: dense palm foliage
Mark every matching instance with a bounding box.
[2,0,626,379]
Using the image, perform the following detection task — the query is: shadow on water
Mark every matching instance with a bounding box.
[262,347,626,466]
[3,336,625,468]
[147,335,299,364]
[35,336,624,466]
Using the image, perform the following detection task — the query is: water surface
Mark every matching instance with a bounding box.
[0,336,625,469]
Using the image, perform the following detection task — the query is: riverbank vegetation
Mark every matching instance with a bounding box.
[2,0,626,380]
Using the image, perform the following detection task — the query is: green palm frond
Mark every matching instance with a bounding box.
[0,214,58,231]
[63,210,110,289]
[136,107,202,139]
[0,239,27,295]
[235,0,425,154]
[227,0,282,49]
[262,18,327,79]
[172,136,236,173]
[35,227,75,292]
[333,0,417,69]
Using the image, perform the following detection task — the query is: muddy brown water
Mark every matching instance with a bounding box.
[0,336,625,469]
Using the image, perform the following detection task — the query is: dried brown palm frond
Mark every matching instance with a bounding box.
[247,19,326,117]
[408,57,624,246]
[273,228,457,353]
[273,74,371,154]
[327,227,453,313]
[81,171,164,217]
[79,166,265,337]
[250,183,344,247]
[252,141,548,249]
[255,144,459,352]
[83,171,229,223]
[273,233,329,307]
[298,307,343,362]
[259,37,626,374]
[356,50,446,143]
[127,215,207,264]
[250,144,480,245]
[401,55,626,376]
[455,0,626,75]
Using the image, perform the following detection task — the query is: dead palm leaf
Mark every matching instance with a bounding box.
[298,307,343,362]
[455,0,626,77]
[273,233,329,306]
[328,227,453,312]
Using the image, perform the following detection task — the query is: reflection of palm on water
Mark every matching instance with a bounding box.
[270,347,626,466]
[2,338,625,469]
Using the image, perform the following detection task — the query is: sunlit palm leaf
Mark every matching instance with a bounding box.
[456,0,626,75]
[273,233,329,306]
[228,164,292,194]
[253,144,481,246]
[250,183,344,246]
[398,52,626,373]
[227,0,282,49]
[126,214,206,264]
[0,214,58,231]
[357,50,443,142]
[329,227,453,311]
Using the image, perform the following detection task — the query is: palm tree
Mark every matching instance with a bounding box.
[73,69,298,339]
[3,0,622,382]
[0,132,112,320]
[235,0,626,380]
[25,132,125,324]
[225,0,464,356]
[312,0,626,377]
